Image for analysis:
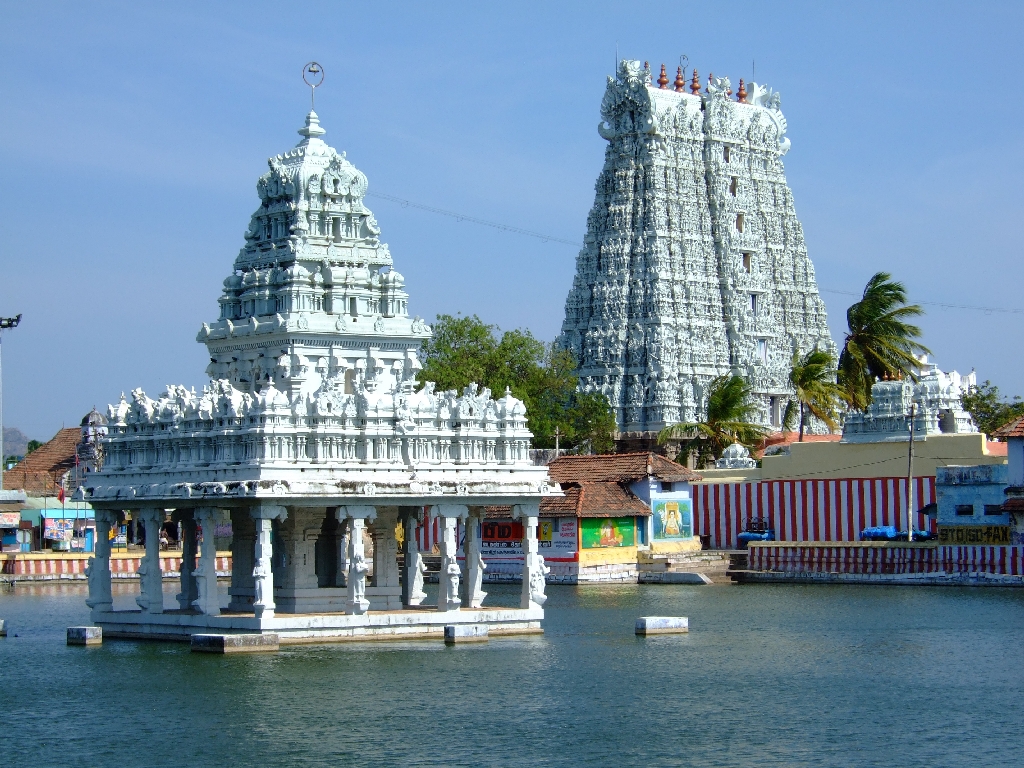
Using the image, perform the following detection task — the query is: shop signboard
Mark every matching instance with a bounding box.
[580,517,635,548]
[937,525,1010,545]
[44,518,74,541]
[472,518,578,561]
[0,512,22,528]
[652,499,692,540]
[539,518,577,559]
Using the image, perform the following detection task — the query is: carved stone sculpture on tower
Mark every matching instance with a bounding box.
[558,60,835,439]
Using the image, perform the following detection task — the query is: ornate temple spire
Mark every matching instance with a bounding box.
[558,59,833,435]
[297,110,327,143]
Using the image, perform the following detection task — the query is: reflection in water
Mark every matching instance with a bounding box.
[3,582,1024,767]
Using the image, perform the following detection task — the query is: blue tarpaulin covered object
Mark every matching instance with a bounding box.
[738,530,775,547]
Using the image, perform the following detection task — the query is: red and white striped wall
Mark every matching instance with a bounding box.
[695,477,936,549]
[415,517,442,553]
[749,543,1024,577]
[2,554,232,579]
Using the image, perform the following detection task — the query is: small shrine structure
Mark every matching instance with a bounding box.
[78,105,557,642]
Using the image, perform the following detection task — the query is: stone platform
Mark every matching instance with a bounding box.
[92,606,543,644]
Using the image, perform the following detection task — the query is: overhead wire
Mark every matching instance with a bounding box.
[368,191,1022,316]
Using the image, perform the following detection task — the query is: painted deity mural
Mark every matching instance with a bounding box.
[581,517,635,548]
[652,499,693,540]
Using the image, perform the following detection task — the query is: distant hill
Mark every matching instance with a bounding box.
[3,427,31,459]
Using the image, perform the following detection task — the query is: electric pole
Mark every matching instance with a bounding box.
[0,313,23,491]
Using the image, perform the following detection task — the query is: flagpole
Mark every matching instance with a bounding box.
[907,403,916,542]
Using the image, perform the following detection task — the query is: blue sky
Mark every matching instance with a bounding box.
[2,0,1022,441]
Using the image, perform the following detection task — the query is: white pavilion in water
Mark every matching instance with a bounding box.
[79,106,557,642]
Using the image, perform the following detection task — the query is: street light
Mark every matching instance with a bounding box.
[0,313,22,491]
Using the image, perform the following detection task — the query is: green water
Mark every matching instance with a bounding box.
[2,581,1022,767]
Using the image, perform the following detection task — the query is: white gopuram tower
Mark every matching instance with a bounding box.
[558,61,834,445]
[80,102,556,642]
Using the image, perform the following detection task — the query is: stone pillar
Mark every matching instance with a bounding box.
[228,508,255,612]
[337,505,376,614]
[85,509,116,613]
[193,507,221,616]
[514,504,548,609]
[335,517,349,588]
[277,507,320,591]
[135,508,165,614]
[371,508,400,589]
[401,507,427,607]
[251,504,287,619]
[435,504,467,612]
[173,510,198,611]
[464,508,487,609]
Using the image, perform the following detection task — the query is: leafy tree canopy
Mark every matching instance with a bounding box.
[960,380,1024,437]
[788,348,843,440]
[838,272,930,410]
[417,314,615,453]
[26,439,42,455]
[658,374,769,467]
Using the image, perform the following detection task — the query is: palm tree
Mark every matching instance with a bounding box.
[838,272,930,409]
[788,348,843,441]
[658,375,769,467]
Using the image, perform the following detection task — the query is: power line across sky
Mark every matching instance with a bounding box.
[368,191,1024,317]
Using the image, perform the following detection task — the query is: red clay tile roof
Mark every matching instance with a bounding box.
[1,428,80,496]
[547,452,701,484]
[539,482,651,517]
[1001,497,1024,512]
[994,416,1024,439]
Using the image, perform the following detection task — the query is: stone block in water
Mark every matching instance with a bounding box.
[635,616,689,635]
[0,618,6,637]
[191,633,279,654]
[67,626,102,646]
[444,624,488,644]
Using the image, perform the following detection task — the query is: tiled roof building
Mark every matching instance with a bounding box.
[2,428,80,496]
[540,452,699,519]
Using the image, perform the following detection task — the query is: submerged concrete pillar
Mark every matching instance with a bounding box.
[193,507,221,616]
[135,508,166,614]
[85,509,115,613]
[251,504,287,619]
[514,504,548,609]
[435,504,467,612]
[174,510,198,611]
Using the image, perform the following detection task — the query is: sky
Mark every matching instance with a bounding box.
[1,0,1023,443]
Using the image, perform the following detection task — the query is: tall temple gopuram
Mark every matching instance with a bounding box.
[557,60,834,443]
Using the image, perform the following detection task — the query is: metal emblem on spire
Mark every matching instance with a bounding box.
[302,62,324,109]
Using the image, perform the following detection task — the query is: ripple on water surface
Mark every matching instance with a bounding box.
[2,581,1023,767]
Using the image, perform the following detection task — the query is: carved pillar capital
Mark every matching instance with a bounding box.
[511,503,541,521]
[251,504,288,521]
[337,504,377,521]
[433,503,469,520]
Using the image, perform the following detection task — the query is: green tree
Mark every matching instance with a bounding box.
[26,439,42,455]
[838,272,930,409]
[960,380,1024,437]
[788,348,843,441]
[417,314,615,452]
[658,375,769,467]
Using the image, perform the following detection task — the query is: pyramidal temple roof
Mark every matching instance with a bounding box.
[83,109,555,508]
